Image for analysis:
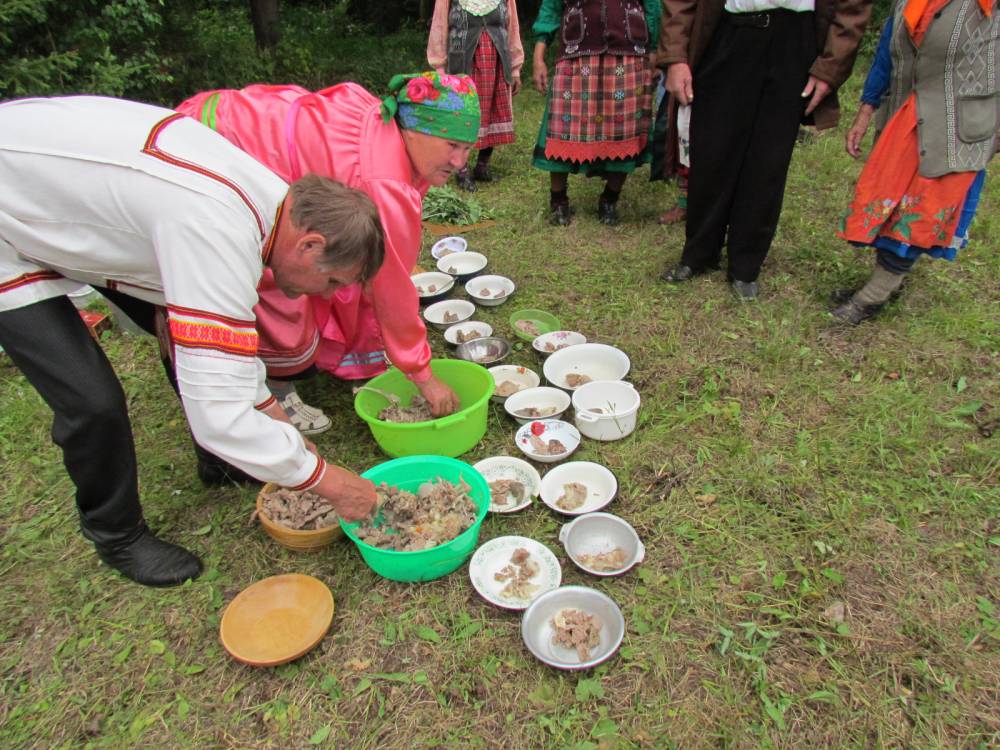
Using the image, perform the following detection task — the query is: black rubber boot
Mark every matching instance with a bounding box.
[597,197,620,226]
[194,442,260,487]
[92,523,202,587]
[550,202,573,226]
[455,167,477,192]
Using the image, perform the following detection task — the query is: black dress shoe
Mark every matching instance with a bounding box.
[660,263,697,282]
[94,523,202,587]
[550,202,572,226]
[731,279,759,301]
[597,198,620,226]
[455,168,477,192]
[194,443,260,487]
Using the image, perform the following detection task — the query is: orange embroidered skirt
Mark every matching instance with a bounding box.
[837,94,983,261]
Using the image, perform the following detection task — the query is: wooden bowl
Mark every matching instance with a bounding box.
[220,574,335,667]
[256,483,343,552]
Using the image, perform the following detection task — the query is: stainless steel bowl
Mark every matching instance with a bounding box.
[454,336,511,367]
[558,512,645,576]
[521,586,625,670]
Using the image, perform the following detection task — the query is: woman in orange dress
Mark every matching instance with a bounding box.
[832,0,998,324]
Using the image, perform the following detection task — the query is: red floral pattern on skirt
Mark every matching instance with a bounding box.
[838,95,975,248]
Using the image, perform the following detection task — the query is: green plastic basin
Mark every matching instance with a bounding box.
[509,309,562,341]
[354,359,494,458]
[341,455,490,581]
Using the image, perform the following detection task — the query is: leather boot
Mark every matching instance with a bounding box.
[455,167,477,192]
[194,442,260,487]
[597,197,620,226]
[90,522,202,587]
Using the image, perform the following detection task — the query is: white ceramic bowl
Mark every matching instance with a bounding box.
[437,251,487,282]
[521,586,625,670]
[538,461,618,516]
[504,386,572,425]
[532,330,587,357]
[411,271,455,303]
[571,380,641,441]
[465,274,515,307]
[469,536,561,610]
[431,235,468,259]
[488,365,540,403]
[423,299,475,330]
[473,455,542,513]
[514,419,580,464]
[558,512,645,577]
[443,320,493,346]
[543,343,631,392]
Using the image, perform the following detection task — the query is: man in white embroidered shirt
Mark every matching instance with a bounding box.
[0,96,385,587]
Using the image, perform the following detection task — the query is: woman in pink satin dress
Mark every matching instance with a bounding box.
[176,74,480,431]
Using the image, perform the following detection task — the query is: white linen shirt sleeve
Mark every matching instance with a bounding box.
[154,218,324,490]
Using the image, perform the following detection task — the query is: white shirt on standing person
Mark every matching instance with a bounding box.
[724,1,815,12]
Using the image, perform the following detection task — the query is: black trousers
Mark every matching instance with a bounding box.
[0,294,146,543]
[682,10,817,282]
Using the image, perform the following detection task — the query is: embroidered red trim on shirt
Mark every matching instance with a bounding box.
[166,303,254,328]
[289,458,326,491]
[261,201,284,266]
[255,394,277,411]
[168,316,258,357]
[0,270,63,295]
[142,113,266,239]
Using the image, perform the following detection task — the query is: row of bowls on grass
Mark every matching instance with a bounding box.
[412,270,516,308]
[425,299,587,365]
[257,452,638,670]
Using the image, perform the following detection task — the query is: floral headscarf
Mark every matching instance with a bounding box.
[380,72,481,143]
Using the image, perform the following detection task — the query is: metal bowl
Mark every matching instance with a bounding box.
[532,330,587,357]
[543,343,630,391]
[521,586,625,670]
[411,271,455,305]
[538,461,618,514]
[454,336,511,367]
[472,455,541,513]
[431,235,468,260]
[513,419,580,464]
[558,512,645,577]
[503,386,572,425]
[465,274,515,307]
[437,251,488,282]
[423,299,475,331]
[443,321,493,347]
[487,364,540,403]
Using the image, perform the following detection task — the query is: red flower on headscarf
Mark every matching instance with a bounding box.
[440,73,473,94]
[406,76,440,103]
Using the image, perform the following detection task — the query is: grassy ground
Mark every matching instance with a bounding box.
[1,25,998,750]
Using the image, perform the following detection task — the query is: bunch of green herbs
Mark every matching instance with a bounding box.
[421,186,492,225]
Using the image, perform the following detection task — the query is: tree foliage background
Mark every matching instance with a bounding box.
[1,0,894,105]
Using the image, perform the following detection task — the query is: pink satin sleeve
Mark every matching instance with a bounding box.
[366,179,432,382]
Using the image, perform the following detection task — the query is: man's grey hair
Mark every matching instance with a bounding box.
[288,174,385,282]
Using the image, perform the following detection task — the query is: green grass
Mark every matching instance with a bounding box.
[1,35,999,750]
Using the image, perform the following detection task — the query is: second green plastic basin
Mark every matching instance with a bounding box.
[354,359,493,458]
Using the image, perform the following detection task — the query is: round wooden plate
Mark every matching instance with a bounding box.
[220,574,334,667]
